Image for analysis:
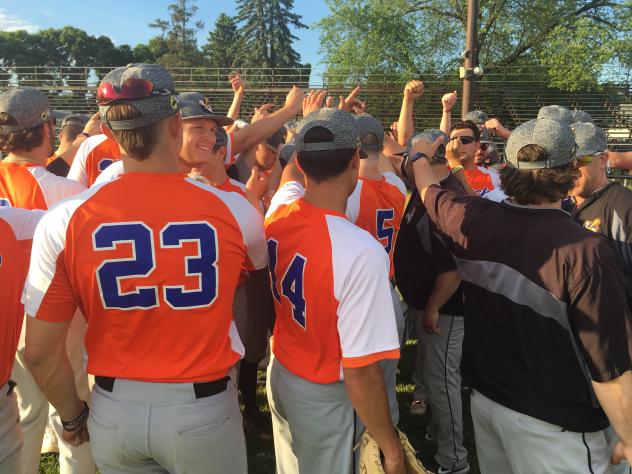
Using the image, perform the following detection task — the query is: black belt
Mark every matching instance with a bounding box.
[94,376,230,399]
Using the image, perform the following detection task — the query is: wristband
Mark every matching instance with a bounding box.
[61,401,89,432]
[79,132,90,139]
[450,165,464,174]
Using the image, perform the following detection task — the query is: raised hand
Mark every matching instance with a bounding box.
[338,86,364,113]
[229,72,245,95]
[252,103,275,123]
[303,89,327,116]
[442,90,458,112]
[284,86,306,115]
[403,80,424,101]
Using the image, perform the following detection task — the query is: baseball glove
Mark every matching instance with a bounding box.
[356,427,432,474]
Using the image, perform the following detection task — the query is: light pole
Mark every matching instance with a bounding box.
[461,0,479,118]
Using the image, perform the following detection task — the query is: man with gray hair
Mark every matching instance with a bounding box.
[409,117,632,472]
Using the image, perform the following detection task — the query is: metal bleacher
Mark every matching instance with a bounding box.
[1,65,630,151]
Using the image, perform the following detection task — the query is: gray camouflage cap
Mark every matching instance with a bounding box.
[506,118,577,169]
[464,110,488,125]
[0,87,53,132]
[180,92,233,126]
[355,113,384,152]
[98,64,181,131]
[572,122,607,156]
[279,142,297,164]
[572,110,594,124]
[295,108,360,152]
[537,105,574,125]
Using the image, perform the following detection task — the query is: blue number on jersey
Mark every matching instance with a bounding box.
[94,221,219,310]
[376,209,395,254]
[160,222,218,309]
[94,222,158,309]
[0,198,12,207]
[98,159,114,172]
[281,254,307,329]
[266,239,281,303]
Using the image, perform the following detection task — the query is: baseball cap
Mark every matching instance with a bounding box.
[60,114,88,129]
[464,110,488,125]
[279,143,297,164]
[180,92,234,126]
[572,122,607,157]
[537,105,574,125]
[98,63,181,131]
[266,127,287,149]
[572,109,594,124]
[355,113,384,152]
[294,108,360,152]
[505,118,577,169]
[0,87,53,132]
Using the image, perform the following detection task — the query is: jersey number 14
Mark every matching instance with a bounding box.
[267,239,307,329]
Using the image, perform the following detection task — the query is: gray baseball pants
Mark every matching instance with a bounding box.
[88,375,247,474]
[0,381,22,474]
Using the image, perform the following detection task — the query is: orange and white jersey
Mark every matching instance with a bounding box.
[68,134,121,187]
[265,182,400,384]
[24,172,267,383]
[346,172,406,278]
[463,166,506,202]
[0,207,44,385]
[224,132,236,169]
[0,162,86,210]
[216,177,247,198]
[92,160,124,186]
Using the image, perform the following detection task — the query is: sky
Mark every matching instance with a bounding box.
[0,0,329,66]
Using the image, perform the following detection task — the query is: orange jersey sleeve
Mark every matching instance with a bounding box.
[68,134,120,187]
[25,173,267,383]
[0,208,44,385]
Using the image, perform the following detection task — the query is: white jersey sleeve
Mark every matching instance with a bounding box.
[327,215,400,361]
[266,181,305,218]
[28,167,86,208]
[67,134,109,186]
[345,181,362,223]
[93,160,125,186]
[0,207,45,240]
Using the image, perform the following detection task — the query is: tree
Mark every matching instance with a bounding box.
[202,13,240,68]
[317,0,632,90]
[149,0,204,67]
[236,0,307,69]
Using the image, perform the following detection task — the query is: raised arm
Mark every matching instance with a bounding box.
[440,90,457,137]
[484,118,512,140]
[608,151,632,170]
[226,73,246,123]
[397,80,423,147]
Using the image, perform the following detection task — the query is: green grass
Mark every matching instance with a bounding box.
[39,339,479,473]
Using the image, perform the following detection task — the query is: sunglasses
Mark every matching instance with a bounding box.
[450,136,476,145]
[97,78,174,105]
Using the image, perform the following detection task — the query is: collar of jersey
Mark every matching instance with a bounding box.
[119,171,187,180]
[501,199,570,216]
[296,197,346,219]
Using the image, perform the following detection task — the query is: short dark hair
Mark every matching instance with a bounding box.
[60,125,83,143]
[297,127,355,182]
[450,120,480,141]
[500,144,578,205]
[0,112,46,153]
[106,103,162,161]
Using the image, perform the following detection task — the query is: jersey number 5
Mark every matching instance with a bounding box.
[94,221,218,310]
[376,209,395,254]
[267,239,307,329]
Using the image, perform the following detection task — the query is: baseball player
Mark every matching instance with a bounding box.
[0,207,44,474]
[265,108,404,474]
[22,63,271,474]
[0,87,94,474]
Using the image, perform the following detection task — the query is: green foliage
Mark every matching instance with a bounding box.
[317,0,632,90]
[235,0,307,69]
[149,0,205,67]
[203,13,240,69]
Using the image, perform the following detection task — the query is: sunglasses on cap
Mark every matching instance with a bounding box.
[449,136,476,145]
[97,78,175,105]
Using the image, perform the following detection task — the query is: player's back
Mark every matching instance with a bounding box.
[0,161,85,209]
[68,134,120,187]
[266,184,398,384]
[26,172,266,383]
[0,207,44,385]
[347,172,406,278]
